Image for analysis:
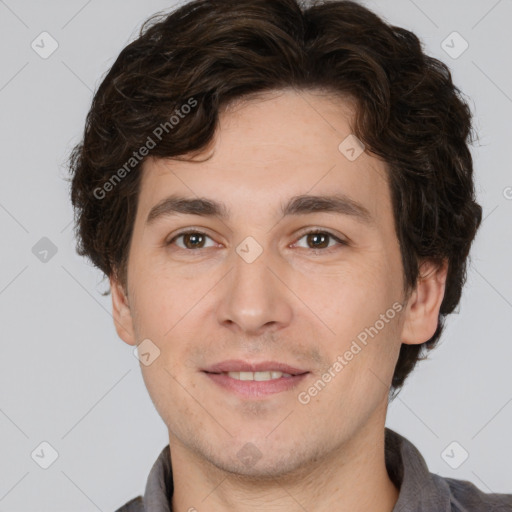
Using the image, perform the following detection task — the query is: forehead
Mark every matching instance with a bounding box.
[136,89,390,222]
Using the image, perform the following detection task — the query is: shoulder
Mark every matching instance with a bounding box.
[433,474,512,511]
[113,496,144,512]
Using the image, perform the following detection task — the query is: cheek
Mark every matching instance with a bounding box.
[295,257,391,330]
[129,262,192,336]
[300,255,403,379]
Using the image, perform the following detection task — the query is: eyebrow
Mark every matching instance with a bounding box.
[145,193,374,226]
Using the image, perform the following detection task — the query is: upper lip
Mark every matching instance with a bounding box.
[203,360,309,376]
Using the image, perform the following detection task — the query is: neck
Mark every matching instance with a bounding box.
[170,418,399,512]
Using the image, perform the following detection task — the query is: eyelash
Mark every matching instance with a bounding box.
[166,228,348,254]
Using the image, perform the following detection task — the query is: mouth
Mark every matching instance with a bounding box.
[211,370,297,381]
[202,360,310,398]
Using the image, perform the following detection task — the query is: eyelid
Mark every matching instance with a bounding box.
[165,226,219,247]
[291,228,349,252]
[293,227,348,244]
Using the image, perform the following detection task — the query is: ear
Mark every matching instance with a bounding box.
[400,259,448,345]
[110,275,137,346]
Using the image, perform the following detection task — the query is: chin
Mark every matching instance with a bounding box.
[211,455,303,480]
[202,441,316,481]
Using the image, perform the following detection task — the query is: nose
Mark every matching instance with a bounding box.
[216,244,294,336]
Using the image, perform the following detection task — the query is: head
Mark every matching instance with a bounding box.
[68,0,481,477]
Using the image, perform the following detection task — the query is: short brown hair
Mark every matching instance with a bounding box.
[67,0,482,395]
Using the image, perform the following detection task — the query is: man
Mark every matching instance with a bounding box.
[68,0,512,510]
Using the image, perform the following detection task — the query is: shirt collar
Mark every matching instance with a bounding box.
[142,428,453,511]
[143,444,173,512]
[385,428,452,511]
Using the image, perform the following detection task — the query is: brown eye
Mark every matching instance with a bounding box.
[294,230,347,252]
[168,231,215,250]
[306,232,330,249]
[182,232,206,249]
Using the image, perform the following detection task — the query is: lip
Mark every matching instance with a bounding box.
[202,360,310,399]
[202,360,308,375]
[203,372,309,398]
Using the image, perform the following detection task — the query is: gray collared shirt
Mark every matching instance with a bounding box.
[114,428,512,511]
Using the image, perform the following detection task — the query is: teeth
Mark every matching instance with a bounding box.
[226,371,293,381]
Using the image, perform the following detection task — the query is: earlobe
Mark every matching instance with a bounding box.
[400,259,448,345]
[110,275,137,346]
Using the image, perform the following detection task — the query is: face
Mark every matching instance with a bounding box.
[111,88,445,479]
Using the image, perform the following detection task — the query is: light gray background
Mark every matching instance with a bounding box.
[0,0,511,510]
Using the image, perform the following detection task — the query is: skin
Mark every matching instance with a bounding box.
[110,88,448,512]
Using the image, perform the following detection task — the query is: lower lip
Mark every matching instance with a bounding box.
[203,372,309,398]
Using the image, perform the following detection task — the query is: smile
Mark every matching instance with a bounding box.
[222,371,293,381]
